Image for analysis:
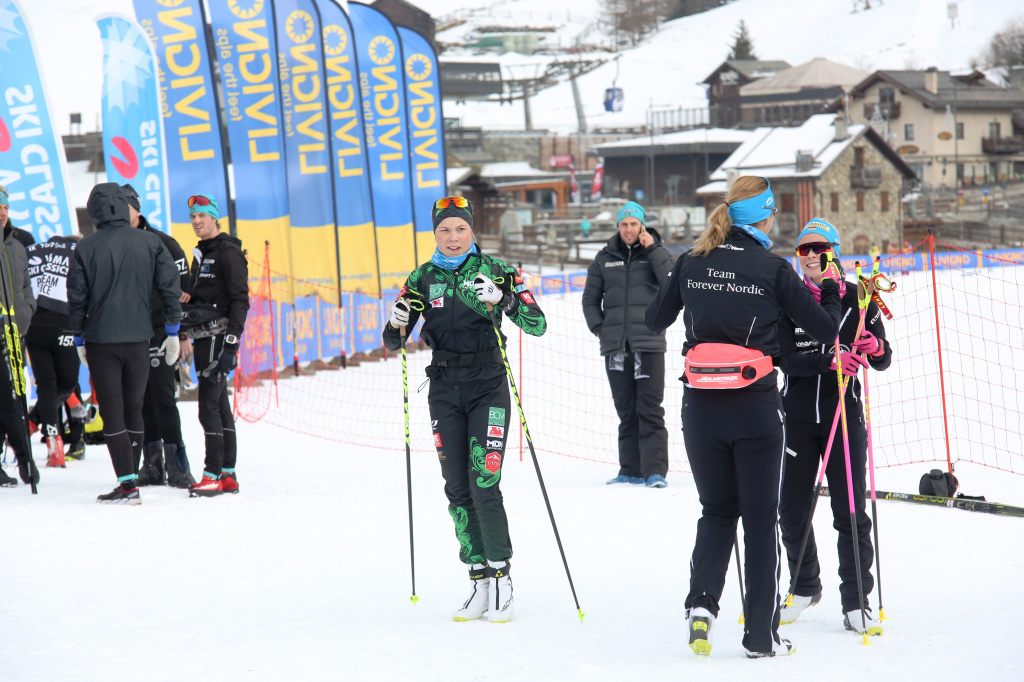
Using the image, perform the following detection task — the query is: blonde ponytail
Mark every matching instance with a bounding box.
[692,176,771,257]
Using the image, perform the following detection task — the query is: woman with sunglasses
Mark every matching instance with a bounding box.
[776,219,891,637]
[646,176,843,658]
[381,196,546,624]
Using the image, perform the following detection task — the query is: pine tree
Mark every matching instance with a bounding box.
[727,20,757,61]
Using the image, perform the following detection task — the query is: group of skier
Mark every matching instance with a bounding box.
[0,184,248,503]
[381,179,889,659]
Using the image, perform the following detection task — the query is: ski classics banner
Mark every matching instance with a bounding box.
[206,0,294,292]
[274,0,339,296]
[0,0,78,242]
[98,14,171,234]
[132,0,229,248]
[315,0,378,295]
[397,26,445,266]
[349,2,415,292]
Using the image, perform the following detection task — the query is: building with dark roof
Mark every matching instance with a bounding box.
[739,57,868,129]
[827,68,1024,189]
[701,59,791,128]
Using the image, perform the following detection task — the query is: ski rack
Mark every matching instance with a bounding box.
[818,487,1024,518]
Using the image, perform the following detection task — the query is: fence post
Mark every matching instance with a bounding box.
[265,241,279,407]
[927,230,954,473]
[519,262,524,463]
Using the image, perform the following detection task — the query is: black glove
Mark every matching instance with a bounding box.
[202,340,239,382]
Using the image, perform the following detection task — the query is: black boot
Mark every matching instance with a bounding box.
[17,455,39,485]
[1,466,17,487]
[138,442,156,486]
[145,442,166,486]
[164,443,195,488]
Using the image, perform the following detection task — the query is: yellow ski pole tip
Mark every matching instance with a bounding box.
[878,608,888,621]
[862,633,870,646]
[410,595,420,606]
[577,609,587,623]
[738,613,745,624]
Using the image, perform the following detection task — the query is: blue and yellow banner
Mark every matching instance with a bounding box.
[315,0,378,295]
[398,26,445,264]
[98,14,171,234]
[132,0,229,247]
[0,0,78,241]
[206,0,293,291]
[349,2,415,291]
[275,0,338,298]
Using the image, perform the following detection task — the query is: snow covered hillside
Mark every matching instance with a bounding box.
[2,399,1022,680]
[26,0,1024,138]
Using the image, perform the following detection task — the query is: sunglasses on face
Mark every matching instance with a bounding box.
[188,195,213,208]
[433,196,471,214]
[795,242,837,256]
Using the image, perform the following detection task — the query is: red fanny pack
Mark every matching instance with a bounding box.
[684,343,774,389]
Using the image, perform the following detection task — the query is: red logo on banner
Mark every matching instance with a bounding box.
[520,291,535,305]
[110,136,139,179]
[549,154,572,168]
[433,433,442,448]
[488,425,504,438]
[0,116,10,153]
[486,452,502,473]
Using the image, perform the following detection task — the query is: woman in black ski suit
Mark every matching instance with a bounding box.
[776,219,891,636]
[645,176,842,658]
[381,197,546,624]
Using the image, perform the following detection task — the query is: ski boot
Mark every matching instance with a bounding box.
[744,638,796,658]
[453,563,489,622]
[138,442,165,486]
[486,560,513,623]
[844,608,883,636]
[46,435,66,468]
[220,468,239,494]
[189,473,223,498]
[687,607,715,655]
[1,466,17,487]
[780,591,822,624]
[97,479,142,505]
[164,443,196,488]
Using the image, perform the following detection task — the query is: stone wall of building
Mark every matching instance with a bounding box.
[816,141,903,252]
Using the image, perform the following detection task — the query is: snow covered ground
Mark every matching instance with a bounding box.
[2,396,1022,680]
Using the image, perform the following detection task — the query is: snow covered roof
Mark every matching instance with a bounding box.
[697,114,913,192]
[740,58,869,96]
[447,167,474,189]
[594,127,754,150]
[701,60,792,85]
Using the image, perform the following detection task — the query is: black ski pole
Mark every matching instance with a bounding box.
[486,304,585,623]
[400,323,418,605]
[734,531,746,624]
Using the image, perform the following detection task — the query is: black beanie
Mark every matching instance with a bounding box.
[121,184,141,211]
[432,204,473,230]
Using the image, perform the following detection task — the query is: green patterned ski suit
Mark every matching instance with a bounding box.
[382,251,546,563]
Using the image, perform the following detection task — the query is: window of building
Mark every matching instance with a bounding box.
[910,163,924,180]
[904,123,915,141]
[754,108,762,124]
[831,192,839,211]
[781,193,795,213]
[881,191,889,211]
[989,122,1001,139]
[854,146,865,166]
[783,105,791,121]
[856,192,865,212]
[956,122,964,140]
[879,87,895,106]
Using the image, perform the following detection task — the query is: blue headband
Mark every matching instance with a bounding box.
[727,180,775,227]
[617,201,645,226]
[0,188,8,206]
[798,218,842,257]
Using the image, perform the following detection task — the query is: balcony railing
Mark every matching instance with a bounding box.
[864,101,901,120]
[982,136,1023,154]
[851,165,883,189]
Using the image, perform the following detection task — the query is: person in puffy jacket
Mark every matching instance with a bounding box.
[68,183,181,505]
[382,196,546,625]
[582,201,673,487]
[776,219,891,637]
[646,176,842,658]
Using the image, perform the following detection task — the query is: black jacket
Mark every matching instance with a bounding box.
[645,228,842,389]
[381,252,546,386]
[189,233,249,338]
[68,183,181,344]
[582,227,674,355]
[139,216,190,337]
[779,280,892,424]
[27,236,76,317]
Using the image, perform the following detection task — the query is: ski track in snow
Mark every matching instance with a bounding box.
[2,398,1022,680]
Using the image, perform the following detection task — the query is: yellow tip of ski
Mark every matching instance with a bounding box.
[577,609,586,623]
[410,595,420,606]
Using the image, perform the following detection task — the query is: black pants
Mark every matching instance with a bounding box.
[26,323,80,439]
[142,332,183,446]
[0,342,32,462]
[87,341,150,480]
[682,385,785,654]
[429,376,513,564]
[779,415,874,614]
[194,336,236,477]
[605,351,668,478]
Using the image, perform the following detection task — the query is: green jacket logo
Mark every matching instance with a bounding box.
[429,283,446,301]
[488,407,505,425]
